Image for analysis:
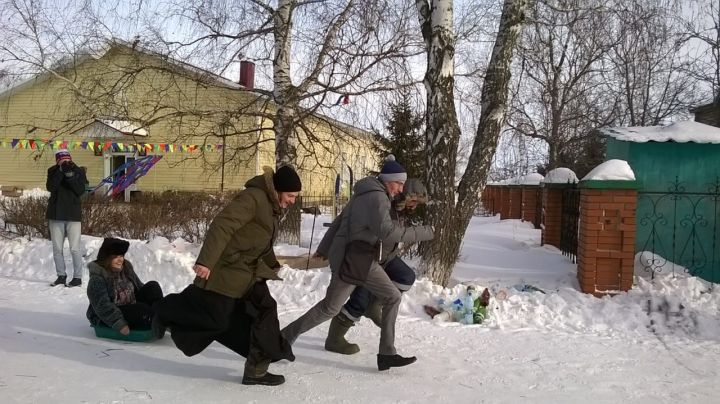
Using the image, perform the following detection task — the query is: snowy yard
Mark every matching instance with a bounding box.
[1,215,719,403]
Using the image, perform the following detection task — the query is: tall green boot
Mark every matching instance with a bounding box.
[364,298,383,328]
[324,313,360,355]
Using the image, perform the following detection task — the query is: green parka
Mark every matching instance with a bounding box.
[193,167,283,298]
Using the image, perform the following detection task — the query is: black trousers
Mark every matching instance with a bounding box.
[154,281,294,366]
[115,281,164,330]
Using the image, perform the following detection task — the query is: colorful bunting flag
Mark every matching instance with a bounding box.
[0,138,226,153]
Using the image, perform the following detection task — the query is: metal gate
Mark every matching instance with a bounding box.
[560,184,580,263]
[636,178,720,283]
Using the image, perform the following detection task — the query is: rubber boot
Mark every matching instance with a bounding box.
[324,313,360,355]
[364,298,383,328]
[242,346,284,386]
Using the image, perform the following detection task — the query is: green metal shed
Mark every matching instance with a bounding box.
[600,121,720,283]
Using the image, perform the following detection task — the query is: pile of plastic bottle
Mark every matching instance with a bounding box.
[434,285,487,325]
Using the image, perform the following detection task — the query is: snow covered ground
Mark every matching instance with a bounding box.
[1,214,719,403]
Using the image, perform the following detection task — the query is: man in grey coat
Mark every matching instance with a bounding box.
[281,156,434,371]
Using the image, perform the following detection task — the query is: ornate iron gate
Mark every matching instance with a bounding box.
[560,184,580,263]
[636,178,720,283]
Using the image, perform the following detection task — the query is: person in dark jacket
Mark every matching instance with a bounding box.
[46,149,87,287]
[86,238,163,335]
[153,166,301,386]
[323,178,429,355]
[281,156,435,372]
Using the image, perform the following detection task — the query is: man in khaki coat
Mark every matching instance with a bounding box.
[154,165,301,386]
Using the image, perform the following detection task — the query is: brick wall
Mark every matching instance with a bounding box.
[500,186,510,219]
[508,186,522,219]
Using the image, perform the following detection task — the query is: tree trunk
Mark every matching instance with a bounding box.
[419,0,529,286]
[415,0,462,287]
[273,0,300,244]
[273,0,297,167]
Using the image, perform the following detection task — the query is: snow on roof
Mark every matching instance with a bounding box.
[599,120,720,144]
[581,159,635,181]
[543,168,578,184]
[98,119,148,136]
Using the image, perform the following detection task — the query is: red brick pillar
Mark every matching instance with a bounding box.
[541,184,565,247]
[577,181,637,296]
[508,186,522,219]
[521,185,539,225]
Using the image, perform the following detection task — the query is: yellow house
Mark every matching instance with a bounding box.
[0,41,379,198]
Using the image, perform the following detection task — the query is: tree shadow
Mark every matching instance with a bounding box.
[0,307,240,382]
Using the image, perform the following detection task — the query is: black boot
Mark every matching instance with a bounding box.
[50,275,67,287]
[241,372,285,386]
[243,346,282,385]
[324,313,360,355]
[67,278,82,287]
[377,354,417,371]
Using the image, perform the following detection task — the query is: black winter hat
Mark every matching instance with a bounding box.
[378,154,407,183]
[273,165,302,192]
[96,237,130,263]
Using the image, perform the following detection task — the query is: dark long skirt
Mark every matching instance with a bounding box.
[154,281,294,362]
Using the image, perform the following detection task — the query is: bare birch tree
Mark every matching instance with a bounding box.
[417,0,529,286]
[683,0,720,102]
[506,0,618,171]
[607,0,698,126]
[152,0,421,167]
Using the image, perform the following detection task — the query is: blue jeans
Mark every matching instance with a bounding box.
[48,220,83,278]
[341,256,416,321]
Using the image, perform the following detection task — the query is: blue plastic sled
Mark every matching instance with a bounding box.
[92,325,155,342]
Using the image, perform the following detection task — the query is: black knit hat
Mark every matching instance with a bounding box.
[273,165,302,192]
[96,237,130,263]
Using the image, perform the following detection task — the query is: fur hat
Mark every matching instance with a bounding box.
[273,165,302,192]
[96,237,130,263]
[55,149,72,164]
[402,178,428,203]
[378,154,407,183]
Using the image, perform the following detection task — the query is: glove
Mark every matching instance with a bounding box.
[61,162,75,177]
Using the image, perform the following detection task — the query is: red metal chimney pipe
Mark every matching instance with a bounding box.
[239,61,255,90]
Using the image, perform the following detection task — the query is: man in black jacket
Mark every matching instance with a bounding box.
[46,149,87,287]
